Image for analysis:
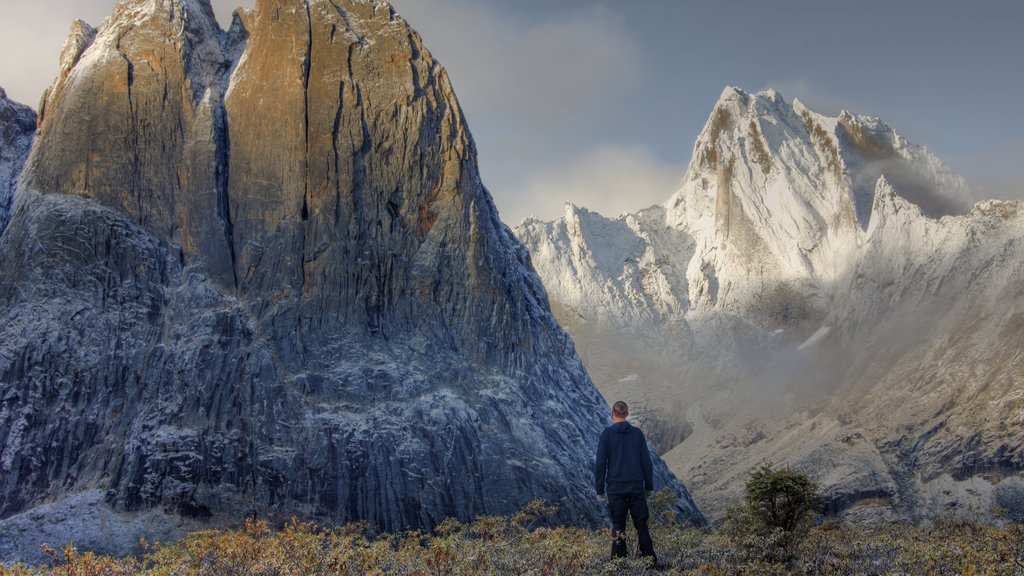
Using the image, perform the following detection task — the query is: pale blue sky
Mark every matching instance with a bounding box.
[1,0,1021,224]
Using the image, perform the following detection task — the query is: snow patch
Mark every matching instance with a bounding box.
[796,326,831,351]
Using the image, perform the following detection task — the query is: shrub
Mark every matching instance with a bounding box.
[725,461,822,564]
[744,461,822,534]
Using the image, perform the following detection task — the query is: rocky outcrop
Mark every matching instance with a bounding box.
[0,0,703,562]
[516,87,1024,524]
[0,87,35,233]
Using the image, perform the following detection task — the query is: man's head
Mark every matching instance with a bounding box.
[612,401,629,422]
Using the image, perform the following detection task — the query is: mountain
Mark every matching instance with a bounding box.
[516,87,1024,524]
[0,88,35,233]
[0,0,703,562]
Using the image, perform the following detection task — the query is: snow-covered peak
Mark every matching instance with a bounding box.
[520,85,982,331]
[715,85,749,106]
[681,87,969,218]
[515,85,1024,525]
[866,174,918,236]
[656,87,974,300]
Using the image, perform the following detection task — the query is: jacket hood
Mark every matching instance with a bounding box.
[611,421,633,434]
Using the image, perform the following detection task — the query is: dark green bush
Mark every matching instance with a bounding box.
[725,461,823,564]
[745,461,822,533]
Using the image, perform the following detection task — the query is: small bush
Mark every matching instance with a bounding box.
[745,462,822,534]
[725,461,822,563]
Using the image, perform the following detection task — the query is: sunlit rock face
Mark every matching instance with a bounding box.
[0,0,704,562]
[517,87,1024,524]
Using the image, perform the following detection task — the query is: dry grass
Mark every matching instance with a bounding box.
[3,498,1023,575]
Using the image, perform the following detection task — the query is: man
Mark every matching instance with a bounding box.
[595,400,656,563]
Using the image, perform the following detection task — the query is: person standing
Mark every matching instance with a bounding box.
[595,400,656,562]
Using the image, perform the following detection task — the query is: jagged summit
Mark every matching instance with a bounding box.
[676,86,969,230]
[0,0,702,562]
[515,86,1024,523]
[657,86,973,314]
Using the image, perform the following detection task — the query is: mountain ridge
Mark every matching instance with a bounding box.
[516,86,1024,523]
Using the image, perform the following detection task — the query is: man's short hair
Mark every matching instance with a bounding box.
[612,401,629,418]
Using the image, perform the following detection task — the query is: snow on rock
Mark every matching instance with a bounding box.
[796,326,831,352]
[0,490,204,566]
[0,88,34,234]
[516,86,1024,524]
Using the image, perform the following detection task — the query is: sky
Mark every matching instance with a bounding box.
[1,0,1022,226]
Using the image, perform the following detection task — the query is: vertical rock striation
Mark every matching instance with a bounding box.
[0,0,704,561]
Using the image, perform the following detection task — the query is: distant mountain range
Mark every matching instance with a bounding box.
[0,0,702,563]
[516,86,1024,524]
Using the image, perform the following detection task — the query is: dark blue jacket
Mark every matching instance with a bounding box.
[595,421,654,496]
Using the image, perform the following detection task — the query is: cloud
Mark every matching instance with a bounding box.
[389,0,651,225]
[509,144,683,225]
[391,0,644,127]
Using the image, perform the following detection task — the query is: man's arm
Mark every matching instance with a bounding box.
[595,429,608,496]
[640,431,654,492]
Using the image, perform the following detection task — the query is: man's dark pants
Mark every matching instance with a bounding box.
[607,492,655,560]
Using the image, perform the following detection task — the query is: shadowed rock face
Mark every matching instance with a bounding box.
[0,88,35,232]
[0,0,703,557]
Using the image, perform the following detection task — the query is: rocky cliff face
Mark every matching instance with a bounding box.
[0,0,702,562]
[516,87,1024,524]
[0,88,35,233]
